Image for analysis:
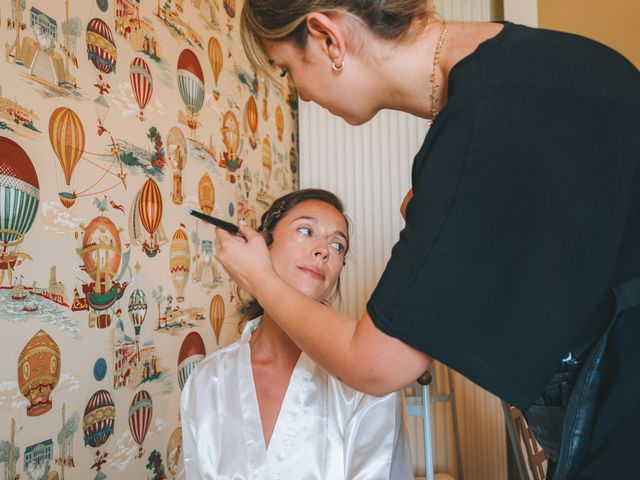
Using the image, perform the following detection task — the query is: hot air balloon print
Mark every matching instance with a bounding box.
[209,294,225,344]
[17,330,60,416]
[261,136,272,187]
[0,137,39,286]
[129,57,153,121]
[177,332,205,390]
[245,96,258,149]
[128,389,153,458]
[275,105,285,141]
[94,95,111,136]
[208,37,223,99]
[83,389,115,449]
[177,49,205,137]
[49,107,85,209]
[223,0,236,18]
[128,288,147,360]
[138,178,163,257]
[220,110,242,182]
[86,18,117,94]
[169,226,190,303]
[167,127,187,205]
[76,216,127,328]
[198,173,214,215]
[289,146,298,175]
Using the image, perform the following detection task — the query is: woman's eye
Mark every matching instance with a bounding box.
[279,69,289,78]
[331,242,345,254]
[297,227,311,236]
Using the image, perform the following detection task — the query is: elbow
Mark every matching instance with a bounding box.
[339,368,407,397]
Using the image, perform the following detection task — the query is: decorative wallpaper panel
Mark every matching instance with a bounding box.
[0,0,298,478]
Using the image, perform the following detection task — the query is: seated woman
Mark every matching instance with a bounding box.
[179,189,413,479]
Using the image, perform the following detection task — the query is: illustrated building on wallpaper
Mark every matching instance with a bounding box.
[23,439,53,478]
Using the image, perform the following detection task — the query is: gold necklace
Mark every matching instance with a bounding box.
[427,20,447,126]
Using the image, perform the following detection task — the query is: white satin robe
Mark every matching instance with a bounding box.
[179,318,413,480]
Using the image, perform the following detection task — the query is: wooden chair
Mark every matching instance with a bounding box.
[501,402,547,480]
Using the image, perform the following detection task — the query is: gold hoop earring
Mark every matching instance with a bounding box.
[331,59,345,72]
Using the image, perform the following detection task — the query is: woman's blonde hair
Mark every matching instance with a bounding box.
[240,0,434,78]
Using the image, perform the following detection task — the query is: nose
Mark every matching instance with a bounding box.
[312,242,329,262]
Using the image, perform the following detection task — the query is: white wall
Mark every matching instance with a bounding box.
[503,0,538,26]
[299,1,507,478]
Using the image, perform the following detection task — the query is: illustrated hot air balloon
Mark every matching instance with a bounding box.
[245,96,258,149]
[76,216,127,328]
[275,105,285,141]
[130,57,153,121]
[170,226,190,303]
[166,427,182,476]
[209,294,225,344]
[0,137,39,286]
[128,288,147,360]
[86,18,117,74]
[128,389,153,458]
[208,37,223,99]
[177,332,205,390]
[138,178,163,257]
[177,49,205,137]
[83,389,115,448]
[17,330,60,416]
[167,127,187,205]
[262,136,272,187]
[220,111,242,182]
[49,107,85,208]
[198,173,214,215]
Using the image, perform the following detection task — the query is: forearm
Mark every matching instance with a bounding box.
[255,273,431,395]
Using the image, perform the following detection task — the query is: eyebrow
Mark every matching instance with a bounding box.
[290,215,348,243]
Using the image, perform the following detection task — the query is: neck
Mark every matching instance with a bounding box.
[369,20,502,119]
[250,313,301,364]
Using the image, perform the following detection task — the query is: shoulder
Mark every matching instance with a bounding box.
[181,338,241,400]
[328,374,404,412]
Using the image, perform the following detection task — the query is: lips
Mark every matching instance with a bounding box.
[298,265,325,281]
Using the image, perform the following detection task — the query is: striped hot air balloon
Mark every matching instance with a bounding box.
[0,137,40,247]
[177,332,205,390]
[48,107,85,208]
[128,288,147,337]
[198,173,214,215]
[83,389,115,448]
[177,49,205,115]
[128,389,153,458]
[207,37,223,89]
[138,178,163,257]
[86,18,117,74]
[169,227,190,303]
[275,105,284,141]
[209,294,225,344]
[129,57,153,121]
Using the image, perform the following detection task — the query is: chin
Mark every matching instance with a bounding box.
[341,108,378,126]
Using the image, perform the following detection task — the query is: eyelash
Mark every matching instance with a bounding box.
[297,227,345,254]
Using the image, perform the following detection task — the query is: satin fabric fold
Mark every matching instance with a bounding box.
[178,317,413,479]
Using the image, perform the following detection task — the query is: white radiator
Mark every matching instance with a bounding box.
[299,2,506,478]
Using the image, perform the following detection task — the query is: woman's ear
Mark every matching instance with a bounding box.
[305,12,348,65]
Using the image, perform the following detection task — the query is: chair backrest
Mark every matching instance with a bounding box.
[501,402,547,480]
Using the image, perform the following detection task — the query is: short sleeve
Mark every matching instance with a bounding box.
[367,86,637,409]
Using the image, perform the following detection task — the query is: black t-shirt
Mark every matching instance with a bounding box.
[367,22,640,410]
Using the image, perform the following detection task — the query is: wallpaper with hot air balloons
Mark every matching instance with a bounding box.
[0,0,298,478]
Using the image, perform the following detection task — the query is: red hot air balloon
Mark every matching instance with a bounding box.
[86,18,117,74]
[128,389,153,458]
[177,332,205,391]
[138,178,163,257]
[177,49,205,137]
[130,57,153,121]
[83,389,115,448]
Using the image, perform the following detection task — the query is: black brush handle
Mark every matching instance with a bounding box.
[188,209,240,234]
